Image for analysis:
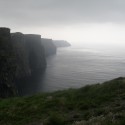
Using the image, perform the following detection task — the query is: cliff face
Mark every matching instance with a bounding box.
[0,28,47,98]
[11,33,47,76]
[53,40,71,47]
[41,38,57,56]
[11,33,31,78]
[0,27,70,98]
[11,34,47,96]
[0,28,17,97]
[25,34,46,74]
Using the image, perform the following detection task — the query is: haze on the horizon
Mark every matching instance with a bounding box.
[0,0,125,49]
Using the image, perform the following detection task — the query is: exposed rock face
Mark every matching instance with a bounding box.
[41,38,57,56]
[0,28,17,97]
[53,40,71,47]
[0,28,47,98]
[11,33,47,76]
[25,34,46,74]
[0,27,70,97]
[11,33,47,96]
[11,32,31,78]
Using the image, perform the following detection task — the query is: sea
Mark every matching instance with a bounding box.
[17,44,125,96]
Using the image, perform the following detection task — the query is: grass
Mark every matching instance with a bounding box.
[0,77,125,125]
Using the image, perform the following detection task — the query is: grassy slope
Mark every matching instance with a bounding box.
[0,77,125,125]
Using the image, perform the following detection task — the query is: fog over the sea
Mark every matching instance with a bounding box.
[0,0,125,49]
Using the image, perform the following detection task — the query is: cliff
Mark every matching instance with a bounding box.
[11,32,31,78]
[53,40,71,47]
[41,38,57,56]
[11,33,46,76]
[0,28,17,97]
[25,34,46,74]
[0,28,47,98]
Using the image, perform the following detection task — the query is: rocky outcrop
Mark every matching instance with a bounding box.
[53,40,71,47]
[41,38,57,56]
[0,28,17,98]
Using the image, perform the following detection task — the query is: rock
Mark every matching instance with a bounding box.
[11,32,31,78]
[11,33,47,76]
[0,28,17,97]
[53,40,71,47]
[25,34,46,74]
[41,38,57,56]
[0,27,70,98]
[0,28,47,98]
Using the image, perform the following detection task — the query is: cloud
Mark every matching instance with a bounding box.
[0,0,125,28]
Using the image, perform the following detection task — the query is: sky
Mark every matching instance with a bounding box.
[0,0,125,48]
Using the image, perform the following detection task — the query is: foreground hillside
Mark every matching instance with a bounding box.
[0,77,125,125]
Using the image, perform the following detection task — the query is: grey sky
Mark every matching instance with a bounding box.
[0,0,125,46]
[0,0,125,27]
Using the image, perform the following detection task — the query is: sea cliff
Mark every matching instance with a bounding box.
[41,38,57,56]
[0,28,17,97]
[25,34,46,74]
[0,28,48,98]
[53,40,71,47]
[0,27,70,98]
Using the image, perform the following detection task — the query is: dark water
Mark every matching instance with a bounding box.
[17,47,125,96]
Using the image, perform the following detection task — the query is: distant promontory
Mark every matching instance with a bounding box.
[53,40,71,47]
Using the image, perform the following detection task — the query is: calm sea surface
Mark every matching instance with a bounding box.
[17,46,125,96]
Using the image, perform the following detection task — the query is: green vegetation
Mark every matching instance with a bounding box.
[0,77,125,125]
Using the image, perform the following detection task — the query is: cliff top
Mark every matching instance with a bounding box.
[0,27,10,31]
[53,40,71,47]
[11,32,24,36]
[25,34,41,38]
[0,27,10,35]
[41,38,52,41]
[0,77,125,125]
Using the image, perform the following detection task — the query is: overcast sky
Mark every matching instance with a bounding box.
[0,0,125,48]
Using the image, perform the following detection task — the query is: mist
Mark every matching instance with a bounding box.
[10,22,125,50]
[0,0,125,51]
[1,1,125,123]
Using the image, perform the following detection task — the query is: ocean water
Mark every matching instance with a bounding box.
[17,46,125,96]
